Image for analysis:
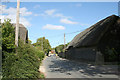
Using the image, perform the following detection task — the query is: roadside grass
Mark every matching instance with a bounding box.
[39,73,45,79]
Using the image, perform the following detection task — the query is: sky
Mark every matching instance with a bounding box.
[0,2,118,48]
[1,0,120,2]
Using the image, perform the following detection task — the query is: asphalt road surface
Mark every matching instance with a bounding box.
[41,55,119,79]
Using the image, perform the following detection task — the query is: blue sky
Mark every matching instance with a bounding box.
[1,2,118,48]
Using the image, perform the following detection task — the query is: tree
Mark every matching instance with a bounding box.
[2,19,45,78]
[28,39,32,44]
[33,37,51,53]
[2,19,15,52]
[55,42,70,54]
[0,35,1,49]
[55,44,64,53]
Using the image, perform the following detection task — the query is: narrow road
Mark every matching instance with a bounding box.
[41,55,119,79]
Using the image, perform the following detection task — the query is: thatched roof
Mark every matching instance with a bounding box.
[67,15,119,49]
[12,23,28,43]
[12,23,27,29]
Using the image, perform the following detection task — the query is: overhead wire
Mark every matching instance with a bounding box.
[45,29,86,47]
[45,28,86,39]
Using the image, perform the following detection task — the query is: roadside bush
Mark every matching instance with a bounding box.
[2,19,15,52]
[55,42,70,54]
[2,51,17,78]
[2,40,45,78]
[2,19,45,79]
[104,47,119,62]
[13,40,40,78]
[55,45,64,54]
[35,49,44,62]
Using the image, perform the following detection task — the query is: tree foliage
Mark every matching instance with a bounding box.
[104,47,119,62]
[55,42,70,54]
[28,39,32,44]
[33,37,51,53]
[2,19,15,52]
[2,19,45,79]
[0,19,2,79]
[55,45,64,54]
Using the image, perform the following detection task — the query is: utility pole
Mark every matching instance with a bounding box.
[42,37,43,51]
[64,33,66,49]
[15,0,20,47]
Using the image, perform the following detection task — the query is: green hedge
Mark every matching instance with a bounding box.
[2,40,45,79]
[104,47,119,62]
[2,19,45,79]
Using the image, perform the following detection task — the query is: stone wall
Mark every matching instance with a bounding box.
[65,47,96,62]
[58,15,120,63]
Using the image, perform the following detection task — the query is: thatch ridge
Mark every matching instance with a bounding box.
[67,15,119,50]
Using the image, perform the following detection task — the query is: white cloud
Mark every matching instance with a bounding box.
[33,5,40,9]
[44,9,56,15]
[0,15,5,22]
[34,9,72,20]
[54,13,64,18]
[1,5,32,16]
[34,13,45,16]
[42,24,65,30]
[20,7,32,16]
[20,17,31,27]
[54,13,72,19]
[76,4,82,7]
[79,23,90,26]
[0,5,32,27]
[0,5,7,14]
[60,18,78,24]
[34,14,39,16]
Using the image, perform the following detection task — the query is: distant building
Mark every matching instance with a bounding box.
[51,50,55,54]
[12,24,28,43]
[59,15,120,63]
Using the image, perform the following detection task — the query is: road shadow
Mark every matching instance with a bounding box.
[48,56,119,77]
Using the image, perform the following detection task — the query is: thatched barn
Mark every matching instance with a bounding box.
[12,24,28,43]
[60,15,120,63]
